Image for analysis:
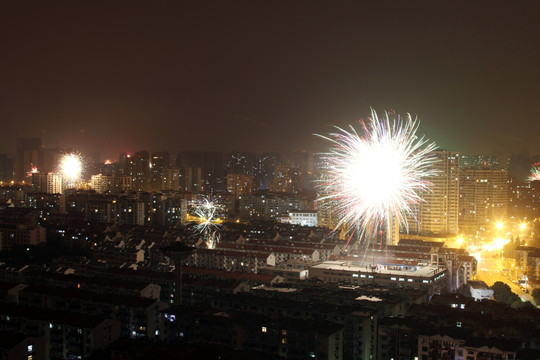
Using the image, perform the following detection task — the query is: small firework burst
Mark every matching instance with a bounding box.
[191,195,223,248]
[27,166,38,177]
[528,165,540,182]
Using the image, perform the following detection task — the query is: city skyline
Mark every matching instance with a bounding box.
[1,1,540,161]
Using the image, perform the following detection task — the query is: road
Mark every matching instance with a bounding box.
[475,252,537,306]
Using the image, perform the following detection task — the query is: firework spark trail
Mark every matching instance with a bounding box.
[528,165,540,182]
[317,109,438,249]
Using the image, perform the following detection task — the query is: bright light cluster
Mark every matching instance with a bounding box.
[318,109,438,243]
[480,237,510,252]
[60,153,83,182]
[528,165,540,182]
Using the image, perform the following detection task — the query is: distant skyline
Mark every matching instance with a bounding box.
[1,1,540,161]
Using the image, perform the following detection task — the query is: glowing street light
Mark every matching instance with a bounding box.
[496,222,504,231]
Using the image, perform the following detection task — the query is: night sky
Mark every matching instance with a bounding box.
[1,1,539,161]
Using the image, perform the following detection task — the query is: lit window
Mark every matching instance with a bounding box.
[262,326,267,333]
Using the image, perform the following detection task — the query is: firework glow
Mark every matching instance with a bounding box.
[59,153,83,183]
[317,109,438,247]
[191,195,223,249]
[528,164,540,182]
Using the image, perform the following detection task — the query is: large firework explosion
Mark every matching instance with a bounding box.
[317,109,438,248]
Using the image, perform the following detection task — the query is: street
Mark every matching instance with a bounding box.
[475,251,537,306]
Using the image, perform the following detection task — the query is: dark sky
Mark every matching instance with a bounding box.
[1,1,539,161]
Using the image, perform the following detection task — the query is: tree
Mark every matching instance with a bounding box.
[491,281,519,305]
[532,288,540,305]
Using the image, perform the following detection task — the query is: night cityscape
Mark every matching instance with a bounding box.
[1,1,540,360]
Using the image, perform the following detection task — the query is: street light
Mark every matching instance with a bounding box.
[496,221,504,231]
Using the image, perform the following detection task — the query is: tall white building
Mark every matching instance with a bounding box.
[47,173,63,194]
[90,174,133,194]
[408,150,460,235]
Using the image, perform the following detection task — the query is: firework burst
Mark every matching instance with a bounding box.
[528,165,540,182]
[27,166,39,177]
[191,195,223,248]
[59,152,84,187]
[317,109,438,247]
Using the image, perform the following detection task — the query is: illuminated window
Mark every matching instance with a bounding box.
[261,326,267,333]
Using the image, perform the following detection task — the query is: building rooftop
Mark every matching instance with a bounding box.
[21,284,157,309]
[0,303,108,329]
[311,261,444,278]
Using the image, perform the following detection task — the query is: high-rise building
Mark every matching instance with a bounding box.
[0,154,14,182]
[254,153,280,191]
[47,173,63,194]
[126,151,150,191]
[227,173,253,200]
[508,150,531,182]
[459,154,502,170]
[31,172,48,192]
[408,150,460,235]
[179,167,202,193]
[149,151,170,192]
[270,163,293,193]
[226,152,254,175]
[162,168,180,191]
[508,178,540,219]
[90,174,133,194]
[15,137,42,182]
[459,168,508,233]
[176,151,226,193]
